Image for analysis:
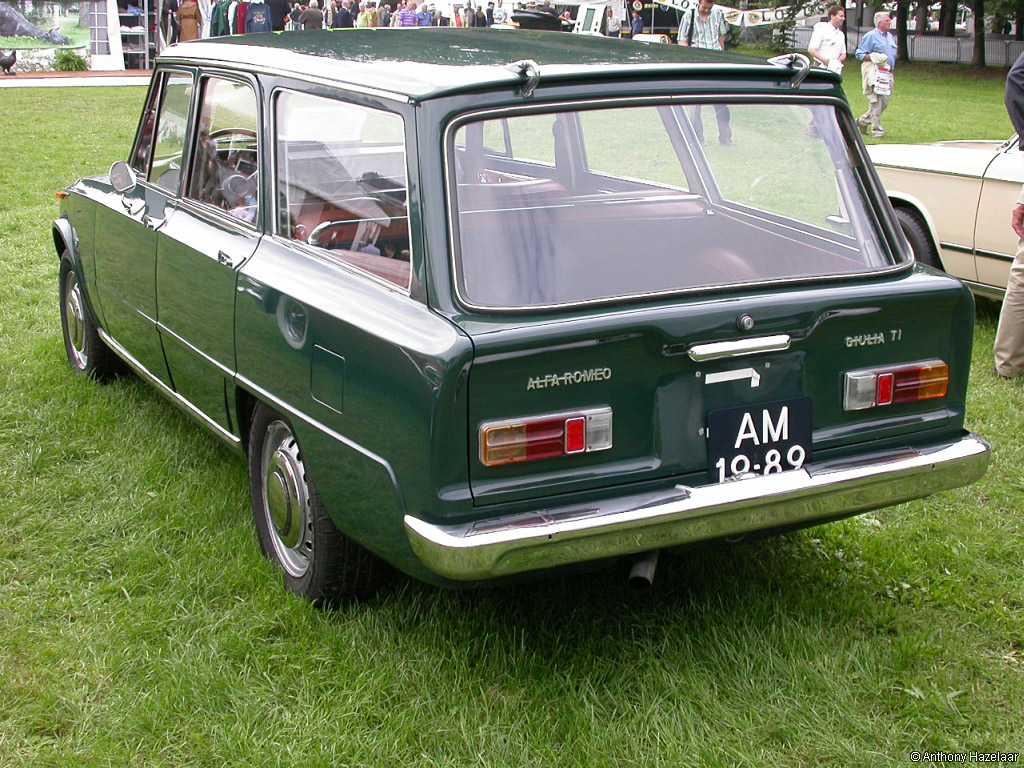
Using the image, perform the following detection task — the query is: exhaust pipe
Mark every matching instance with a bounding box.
[628,550,660,590]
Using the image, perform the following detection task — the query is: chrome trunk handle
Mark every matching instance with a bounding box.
[687,334,791,362]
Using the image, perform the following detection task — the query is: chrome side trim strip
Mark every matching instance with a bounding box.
[156,321,234,378]
[939,242,974,254]
[97,328,241,448]
[404,434,990,581]
[961,279,1006,300]
[975,248,1014,263]
[233,373,403,499]
[688,334,791,362]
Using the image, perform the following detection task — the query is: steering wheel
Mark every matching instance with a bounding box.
[222,170,258,207]
[209,127,258,142]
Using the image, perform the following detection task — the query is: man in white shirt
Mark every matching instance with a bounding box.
[808,5,846,73]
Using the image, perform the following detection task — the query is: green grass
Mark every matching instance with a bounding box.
[1,70,1023,767]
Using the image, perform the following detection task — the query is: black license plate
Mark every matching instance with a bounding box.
[707,398,812,483]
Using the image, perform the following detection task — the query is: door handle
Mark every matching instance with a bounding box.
[143,214,166,231]
[217,250,240,268]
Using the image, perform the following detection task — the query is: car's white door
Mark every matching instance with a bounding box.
[974,137,1024,293]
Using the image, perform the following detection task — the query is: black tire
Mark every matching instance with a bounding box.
[248,403,390,604]
[894,208,942,270]
[58,255,123,381]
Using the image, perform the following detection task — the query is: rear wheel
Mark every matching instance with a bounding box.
[59,255,122,381]
[248,403,390,604]
[894,208,941,270]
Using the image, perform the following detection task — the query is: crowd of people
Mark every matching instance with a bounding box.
[284,0,502,30]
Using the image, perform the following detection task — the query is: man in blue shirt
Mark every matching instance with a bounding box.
[855,12,897,137]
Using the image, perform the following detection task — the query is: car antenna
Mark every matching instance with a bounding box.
[505,59,541,98]
[767,52,811,89]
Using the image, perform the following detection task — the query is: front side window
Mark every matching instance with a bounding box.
[148,73,194,193]
[275,90,411,290]
[187,77,259,224]
[449,102,893,309]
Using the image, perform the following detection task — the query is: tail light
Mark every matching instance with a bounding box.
[844,360,949,411]
[479,407,613,467]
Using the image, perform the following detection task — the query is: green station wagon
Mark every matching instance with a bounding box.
[54,30,991,603]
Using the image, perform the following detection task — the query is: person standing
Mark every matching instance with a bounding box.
[379,2,391,25]
[630,10,643,36]
[605,5,621,37]
[299,0,324,28]
[995,52,1024,379]
[177,0,203,41]
[267,0,290,29]
[677,0,731,145]
[855,11,897,138]
[808,5,846,74]
[333,0,354,25]
[398,1,417,25]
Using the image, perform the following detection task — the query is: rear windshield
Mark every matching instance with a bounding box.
[448,102,895,309]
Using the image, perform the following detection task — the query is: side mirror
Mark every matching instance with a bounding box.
[110,161,138,195]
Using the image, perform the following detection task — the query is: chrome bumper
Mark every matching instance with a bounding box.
[405,434,990,581]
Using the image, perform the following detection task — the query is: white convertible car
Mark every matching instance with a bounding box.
[868,137,1022,299]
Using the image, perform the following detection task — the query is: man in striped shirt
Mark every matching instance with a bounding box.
[678,0,732,145]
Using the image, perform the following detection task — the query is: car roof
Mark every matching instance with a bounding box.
[161,28,804,102]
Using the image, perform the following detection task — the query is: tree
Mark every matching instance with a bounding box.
[972,0,985,65]
[896,0,910,62]
[939,0,956,35]
[914,0,927,35]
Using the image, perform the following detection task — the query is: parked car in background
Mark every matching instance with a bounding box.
[53,30,990,605]
[868,136,1021,300]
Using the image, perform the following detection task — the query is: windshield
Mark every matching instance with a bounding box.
[448,102,895,310]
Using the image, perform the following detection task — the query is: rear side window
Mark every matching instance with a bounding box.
[187,76,259,224]
[148,73,194,193]
[275,90,411,290]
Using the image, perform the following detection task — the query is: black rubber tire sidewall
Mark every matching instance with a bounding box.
[894,208,941,270]
[59,256,117,380]
[247,403,389,605]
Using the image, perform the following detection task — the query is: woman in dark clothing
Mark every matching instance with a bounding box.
[299,0,324,28]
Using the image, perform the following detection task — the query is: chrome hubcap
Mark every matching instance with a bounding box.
[261,421,312,578]
[64,271,88,369]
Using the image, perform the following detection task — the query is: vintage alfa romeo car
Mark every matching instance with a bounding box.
[54,30,990,603]
[868,136,1022,299]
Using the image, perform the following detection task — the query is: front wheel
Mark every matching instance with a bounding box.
[248,403,390,604]
[59,256,122,381]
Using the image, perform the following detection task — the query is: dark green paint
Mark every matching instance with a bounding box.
[54,37,975,586]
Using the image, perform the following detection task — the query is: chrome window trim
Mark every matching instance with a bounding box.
[157,55,411,103]
[269,85,414,295]
[181,70,263,232]
[442,94,909,314]
[146,68,200,197]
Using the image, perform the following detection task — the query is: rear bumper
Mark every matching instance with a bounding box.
[405,433,990,581]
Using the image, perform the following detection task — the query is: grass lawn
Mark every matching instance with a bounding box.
[1,65,1023,767]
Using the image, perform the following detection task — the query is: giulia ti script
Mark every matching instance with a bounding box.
[845,329,904,348]
[527,368,612,391]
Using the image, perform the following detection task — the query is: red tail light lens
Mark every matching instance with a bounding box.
[844,360,949,411]
[480,408,613,467]
[892,362,949,403]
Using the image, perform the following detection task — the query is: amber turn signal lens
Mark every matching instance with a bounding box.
[55,190,69,201]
